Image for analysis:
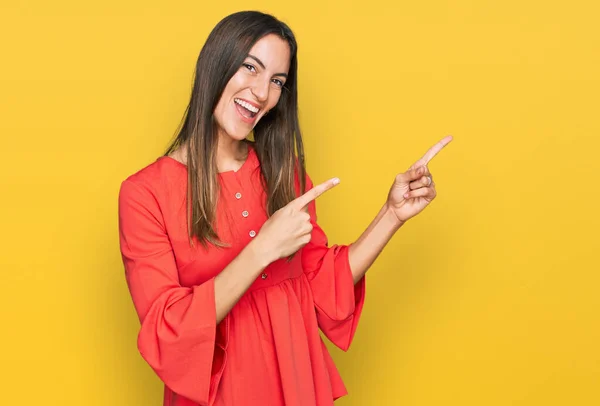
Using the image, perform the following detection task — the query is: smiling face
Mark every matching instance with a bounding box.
[213,34,291,142]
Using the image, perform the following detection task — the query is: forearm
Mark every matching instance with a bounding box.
[214,239,271,323]
[348,203,404,284]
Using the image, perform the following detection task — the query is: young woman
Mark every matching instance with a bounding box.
[118,10,451,406]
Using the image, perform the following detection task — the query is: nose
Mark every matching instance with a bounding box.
[250,77,270,103]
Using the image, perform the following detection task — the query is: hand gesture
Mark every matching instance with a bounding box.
[387,135,453,223]
[255,177,341,262]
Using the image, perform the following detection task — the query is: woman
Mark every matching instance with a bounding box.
[118,10,451,406]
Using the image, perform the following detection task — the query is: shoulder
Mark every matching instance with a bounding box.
[119,156,186,207]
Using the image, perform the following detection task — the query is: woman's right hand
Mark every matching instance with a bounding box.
[253,177,341,263]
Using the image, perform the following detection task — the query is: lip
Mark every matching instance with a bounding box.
[234,98,262,124]
[235,97,262,110]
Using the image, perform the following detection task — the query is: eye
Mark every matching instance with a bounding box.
[243,63,256,73]
[271,78,284,88]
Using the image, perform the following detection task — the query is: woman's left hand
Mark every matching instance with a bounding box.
[386,135,453,224]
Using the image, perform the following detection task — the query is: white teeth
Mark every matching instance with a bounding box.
[235,98,259,113]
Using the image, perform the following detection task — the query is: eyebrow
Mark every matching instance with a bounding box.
[247,54,288,78]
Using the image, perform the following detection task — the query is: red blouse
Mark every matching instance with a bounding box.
[118,142,366,406]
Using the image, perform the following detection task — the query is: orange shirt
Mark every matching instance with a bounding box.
[118,143,365,406]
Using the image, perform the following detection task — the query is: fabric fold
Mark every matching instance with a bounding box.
[119,179,227,406]
[299,174,366,352]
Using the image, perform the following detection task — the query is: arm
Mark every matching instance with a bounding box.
[214,241,270,323]
[348,203,403,284]
[118,179,270,404]
[347,135,454,283]
[301,174,366,351]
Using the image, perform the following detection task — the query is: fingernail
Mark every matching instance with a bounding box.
[404,193,410,198]
[332,178,340,185]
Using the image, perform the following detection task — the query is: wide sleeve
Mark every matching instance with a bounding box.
[118,179,227,406]
[300,173,366,351]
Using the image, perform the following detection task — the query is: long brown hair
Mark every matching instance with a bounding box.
[164,11,307,249]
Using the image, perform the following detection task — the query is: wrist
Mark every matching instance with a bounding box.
[246,236,276,268]
[384,202,406,230]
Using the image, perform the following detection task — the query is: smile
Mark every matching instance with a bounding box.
[235,98,260,113]
[234,98,261,124]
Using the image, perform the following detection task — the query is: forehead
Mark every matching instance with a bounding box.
[247,34,291,74]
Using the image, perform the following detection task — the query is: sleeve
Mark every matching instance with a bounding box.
[118,179,227,406]
[300,173,366,351]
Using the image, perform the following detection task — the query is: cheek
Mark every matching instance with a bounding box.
[226,71,247,92]
[217,72,245,108]
[267,91,283,110]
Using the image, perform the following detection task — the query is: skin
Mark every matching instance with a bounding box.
[347,135,453,283]
[171,34,290,172]
[171,34,453,322]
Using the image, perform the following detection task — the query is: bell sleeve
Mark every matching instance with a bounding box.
[118,179,227,406]
[300,173,366,351]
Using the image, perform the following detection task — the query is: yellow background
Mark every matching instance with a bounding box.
[1,1,598,405]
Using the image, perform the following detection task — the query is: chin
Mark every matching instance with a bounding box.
[217,110,262,141]
[223,126,251,141]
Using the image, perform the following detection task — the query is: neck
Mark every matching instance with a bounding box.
[170,136,250,172]
[216,136,249,173]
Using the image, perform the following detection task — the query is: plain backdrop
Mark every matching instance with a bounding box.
[1,1,599,405]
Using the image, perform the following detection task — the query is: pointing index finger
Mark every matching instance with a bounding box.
[412,135,453,168]
[292,177,340,211]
